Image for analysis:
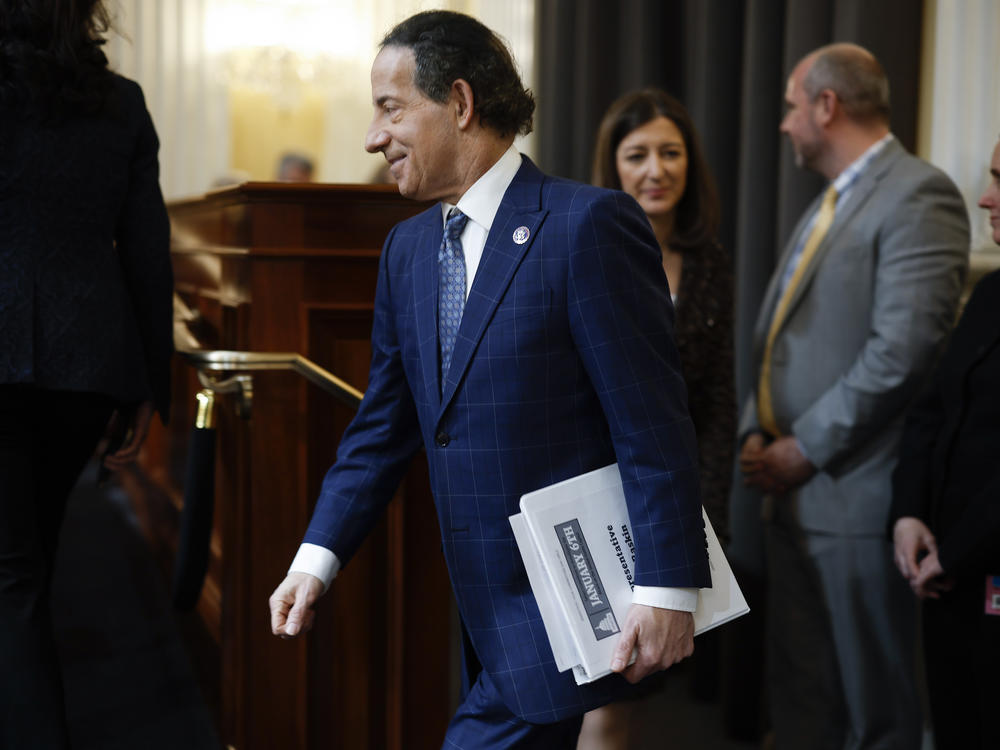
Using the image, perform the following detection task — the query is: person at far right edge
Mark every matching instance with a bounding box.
[738,43,969,750]
[889,136,1000,750]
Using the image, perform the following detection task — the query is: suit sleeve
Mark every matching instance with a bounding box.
[566,189,710,589]
[906,279,1000,576]
[302,228,423,566]
[115,81,173,420]
[888,367,945,529]
[792,171,969,471]
[886,254,989,529]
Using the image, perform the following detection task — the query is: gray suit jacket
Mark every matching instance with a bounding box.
[739,138,969,534]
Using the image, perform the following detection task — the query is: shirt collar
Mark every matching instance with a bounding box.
[441,143,523,232]
[832,132,894,195]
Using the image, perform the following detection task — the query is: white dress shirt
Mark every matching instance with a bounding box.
[290,144,697,612]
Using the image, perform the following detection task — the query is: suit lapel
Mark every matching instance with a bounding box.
[439,159,548,413]
[767,140,905,341]
[413,211,445,408]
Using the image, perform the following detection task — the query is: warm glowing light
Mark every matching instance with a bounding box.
[204,0,373,59]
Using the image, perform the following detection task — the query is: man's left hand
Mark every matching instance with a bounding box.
[610,604,694,684]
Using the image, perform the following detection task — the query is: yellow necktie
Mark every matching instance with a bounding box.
[757,184,839,436]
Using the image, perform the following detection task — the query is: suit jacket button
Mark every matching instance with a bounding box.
[435,431,450,447]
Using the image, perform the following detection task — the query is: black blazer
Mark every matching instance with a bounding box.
[0,75,172,419]
[889,269,1000,578]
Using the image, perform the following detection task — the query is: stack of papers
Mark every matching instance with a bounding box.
[509,463,749,685]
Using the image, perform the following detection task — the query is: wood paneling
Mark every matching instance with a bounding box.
[134,182,450,750]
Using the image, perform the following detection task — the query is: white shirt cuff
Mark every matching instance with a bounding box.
[289,543,341,593]
[631,585,698,612]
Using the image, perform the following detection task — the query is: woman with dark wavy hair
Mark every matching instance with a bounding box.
[579,89,734,749]
[0,2,172,746]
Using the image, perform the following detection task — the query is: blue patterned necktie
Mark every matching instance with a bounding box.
[438,208,469,387]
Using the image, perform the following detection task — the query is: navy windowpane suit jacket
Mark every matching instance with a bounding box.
[303,157,710,722]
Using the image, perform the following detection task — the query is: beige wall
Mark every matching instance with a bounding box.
[917,0,1000,261]
[229,85,327,181]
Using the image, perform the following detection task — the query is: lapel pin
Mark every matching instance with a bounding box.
[512,226,530,245]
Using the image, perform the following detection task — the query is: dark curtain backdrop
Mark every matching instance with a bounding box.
[535,1,923,738]
[535,0,922,570]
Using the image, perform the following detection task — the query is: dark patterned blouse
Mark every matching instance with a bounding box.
[672,241,735,544]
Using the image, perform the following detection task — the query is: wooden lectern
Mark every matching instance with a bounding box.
[136,183,454,750]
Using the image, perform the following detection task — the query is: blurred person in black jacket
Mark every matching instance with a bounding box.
[889,136,1000,750]
[0,1,172,746]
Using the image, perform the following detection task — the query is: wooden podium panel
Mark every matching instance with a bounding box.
[137,183,452,750]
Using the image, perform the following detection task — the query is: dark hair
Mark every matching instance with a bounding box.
[380,10,534,138]
[276,152,315,178]
[592,89,719,251]
[0,0,113,118]
[802,43,890,125]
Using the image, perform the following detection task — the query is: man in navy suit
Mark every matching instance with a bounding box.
[268,11,710,748]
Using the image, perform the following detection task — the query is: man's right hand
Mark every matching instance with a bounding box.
[269,572,325,638]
